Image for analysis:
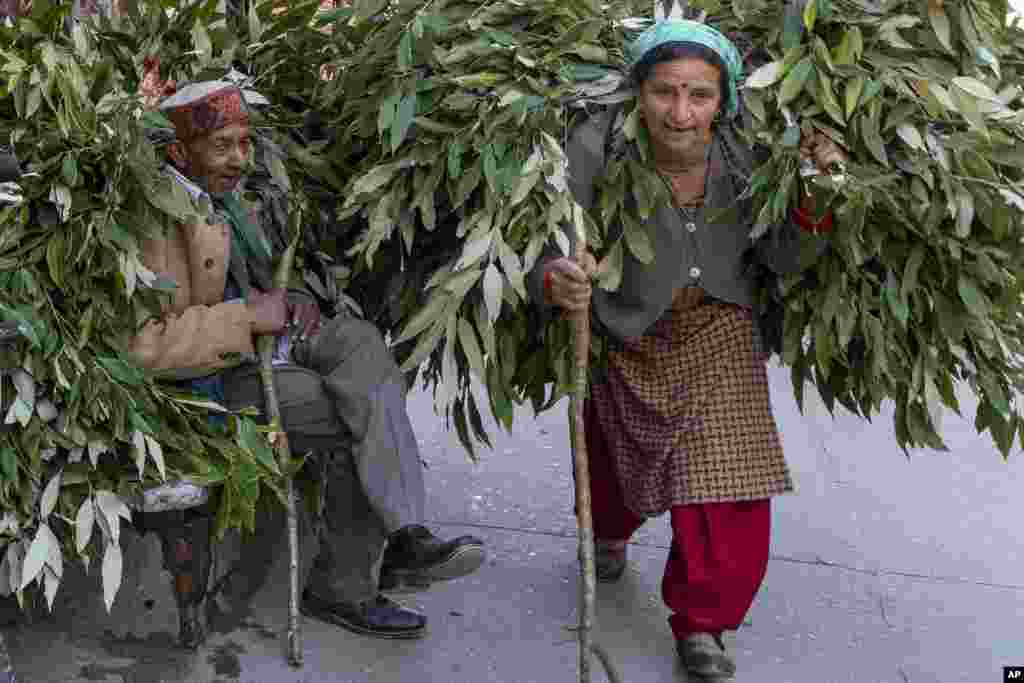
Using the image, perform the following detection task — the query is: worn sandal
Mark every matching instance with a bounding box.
[594,540,628,583]
[677,632,736,679]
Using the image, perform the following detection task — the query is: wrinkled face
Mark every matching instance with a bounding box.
[639,58,723,165]
[172,123,250,195]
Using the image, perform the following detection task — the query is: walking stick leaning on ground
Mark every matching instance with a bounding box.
[569,210,622,683]
[257,216,304,668]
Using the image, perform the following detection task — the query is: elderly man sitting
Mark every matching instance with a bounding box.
[129,80,484,639]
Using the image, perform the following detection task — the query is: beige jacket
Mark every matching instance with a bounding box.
[128,182,256,380]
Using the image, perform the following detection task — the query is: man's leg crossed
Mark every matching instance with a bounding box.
[221,361,426,638]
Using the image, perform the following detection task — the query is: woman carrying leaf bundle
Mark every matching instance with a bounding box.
[531,19,845,679]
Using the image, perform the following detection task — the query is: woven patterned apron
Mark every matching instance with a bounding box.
[589,286,793,516]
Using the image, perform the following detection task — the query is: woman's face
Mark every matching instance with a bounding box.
[638,57,723,165]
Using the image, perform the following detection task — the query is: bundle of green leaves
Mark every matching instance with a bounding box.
[0,2,294,613]
[302,0,650,456]
[310,0,1024,461]
[700,0,1024,455]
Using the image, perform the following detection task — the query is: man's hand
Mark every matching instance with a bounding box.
[543,252,598,312]
[287,298,322,342]
[246,288,288,335]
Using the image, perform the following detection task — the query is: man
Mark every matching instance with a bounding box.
[129,80,484,639]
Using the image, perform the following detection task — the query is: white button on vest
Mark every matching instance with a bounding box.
[690,267,701,278]
[686,222,697,233]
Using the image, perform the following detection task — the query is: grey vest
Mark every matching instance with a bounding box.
[528,108,824,343]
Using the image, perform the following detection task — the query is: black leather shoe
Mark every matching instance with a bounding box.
[594,542,627,583]
[301,591,427,639]
[379,525,485,593]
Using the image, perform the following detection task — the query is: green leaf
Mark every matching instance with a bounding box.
[861,107,889,166]
[377,93,398,138]
[191,18,213,63]
[815,70,845,126]
[458,319,485,381]
[595,240,624,292]
[832,27,864,65]
[483,263,503,324]
[447,141,464,179]
[782,1,806,50]
[895,123,925,151]
[957,276,990,318]
[102,543,122,612]
[803,0,818,31]
[395,292,449,345]
[844,76,865,118]
[61,156,79,187]
[860,79,883,105]
[781,125,801,147]
[902,245,926,300]
[75,498,95,554]
[46,235,65,288]
[955,187,975,238]
[778,57,814,105]
[390,94,417,153]
[40,469,61,519]
[347,163,400,203]
[457,230,493,270]
[745,61,784,89]
[884,271,909,326]
[928,0,953,52]
[397,32,414,71]
[97,356,145,386]
[623,215,654,265]
[21,525,51,591]
[248,0,263,41]
[952,77,1001,103]
[0,448,17,484]
[237,418,281,476]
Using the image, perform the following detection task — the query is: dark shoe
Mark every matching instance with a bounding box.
[379,525,485,593]
[677,632,736,679]
[595,541,627,583]
[301,591,426,639]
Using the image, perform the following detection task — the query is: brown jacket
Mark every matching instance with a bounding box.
[128,201,256,380]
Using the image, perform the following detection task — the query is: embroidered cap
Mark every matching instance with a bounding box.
[158,81,249,142]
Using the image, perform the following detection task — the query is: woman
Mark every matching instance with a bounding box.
[530,20,844,679]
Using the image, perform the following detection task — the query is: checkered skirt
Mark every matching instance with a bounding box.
[589,286,793,516]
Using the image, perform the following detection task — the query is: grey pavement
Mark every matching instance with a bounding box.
[2,364,1023,682]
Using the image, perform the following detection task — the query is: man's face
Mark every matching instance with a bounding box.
[174,123,250,195]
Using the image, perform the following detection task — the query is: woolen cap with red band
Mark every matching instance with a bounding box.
[158,81,249,142]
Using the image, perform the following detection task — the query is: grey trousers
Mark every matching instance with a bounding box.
[221,314,426,603]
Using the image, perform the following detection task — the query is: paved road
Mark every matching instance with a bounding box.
[2,364,1022,682]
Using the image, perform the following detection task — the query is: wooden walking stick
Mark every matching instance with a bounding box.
[568,210,622,683]
[257,220,303,668]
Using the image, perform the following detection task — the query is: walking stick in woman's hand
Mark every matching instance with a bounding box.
[568,211,622,683]
[257,220,303,668]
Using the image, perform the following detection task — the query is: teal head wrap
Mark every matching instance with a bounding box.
[627,20,743,119]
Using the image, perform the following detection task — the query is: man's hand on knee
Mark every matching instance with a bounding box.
[288,298,322,342]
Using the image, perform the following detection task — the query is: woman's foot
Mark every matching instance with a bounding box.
[594,540,628,583]
[677,632,736,679]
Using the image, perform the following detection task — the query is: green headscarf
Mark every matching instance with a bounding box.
[627,20,743,119]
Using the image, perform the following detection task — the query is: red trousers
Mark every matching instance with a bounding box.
[584,400,771,639]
